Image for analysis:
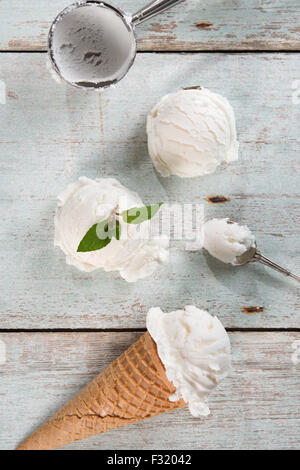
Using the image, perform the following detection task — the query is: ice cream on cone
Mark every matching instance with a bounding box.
[17,306,231,450]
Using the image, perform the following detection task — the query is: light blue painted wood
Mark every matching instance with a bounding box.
[0,0,298,453]
[0,332,299,450]
[0,52,299,329]
[0,0,300,51]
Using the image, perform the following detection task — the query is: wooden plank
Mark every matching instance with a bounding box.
[0,331,299,450]
[0,0,300,51]
[0,52,299,329]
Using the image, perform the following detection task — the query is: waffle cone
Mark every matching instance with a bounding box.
[17,332,185,450]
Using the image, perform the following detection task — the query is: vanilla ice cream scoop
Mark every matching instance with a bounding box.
[203,218,256,265]
[54,177,168,282]
[147,305,231,417]
[203,218,300,282]
[147,88,239,178]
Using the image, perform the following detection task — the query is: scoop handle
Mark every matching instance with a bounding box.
[132,0,184,25]
[254,251,300,283]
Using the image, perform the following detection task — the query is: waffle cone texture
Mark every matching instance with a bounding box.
[17,332,185,450]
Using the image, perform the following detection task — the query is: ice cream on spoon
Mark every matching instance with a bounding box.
[203,218,255,265]
[203,218,300,282]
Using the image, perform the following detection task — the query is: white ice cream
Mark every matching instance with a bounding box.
[147,88,239,178]
[54,177,168,282]
[203,218,256,264]
[147,305,231,417]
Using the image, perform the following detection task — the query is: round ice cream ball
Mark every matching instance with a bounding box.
[147,88,239,178]
[147,305,231,417]
[203,218,256,265]
[54,177,169,282]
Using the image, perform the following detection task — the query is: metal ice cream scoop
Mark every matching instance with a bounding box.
[235,243,300,283]
[48,0,184,89]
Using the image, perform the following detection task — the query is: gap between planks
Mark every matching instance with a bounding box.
[2,49,300,54]
[0,328,300,333]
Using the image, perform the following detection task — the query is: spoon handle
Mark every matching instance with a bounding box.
[132,0,184,25]
[254,251,300,283]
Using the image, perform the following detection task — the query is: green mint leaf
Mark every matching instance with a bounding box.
[77,219,111,252]
[122,202,163,224]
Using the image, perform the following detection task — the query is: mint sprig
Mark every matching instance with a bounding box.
[77,203,163,253]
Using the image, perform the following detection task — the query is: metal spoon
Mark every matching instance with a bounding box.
[235,243,300,283]
[48,0,184,89]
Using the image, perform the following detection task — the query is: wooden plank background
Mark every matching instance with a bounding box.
[1,0,300,51]
[0,53,299,329]
[1,332,300,450]
[0,0,299,451]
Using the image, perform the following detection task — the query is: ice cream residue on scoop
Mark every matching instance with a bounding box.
[147,88,239,178]
[147,305,231,417]
[203,218,256,264]
[51,3,135,87]
[54,177,169,282]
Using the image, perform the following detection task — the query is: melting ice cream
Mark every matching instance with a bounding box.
[147,305,231,417]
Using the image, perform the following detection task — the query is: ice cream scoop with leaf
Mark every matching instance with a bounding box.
[54,177,168,282]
